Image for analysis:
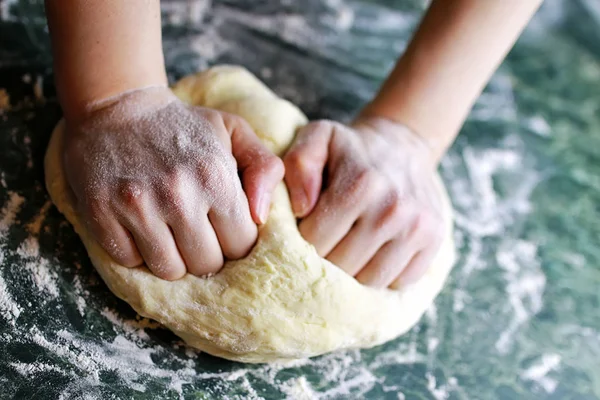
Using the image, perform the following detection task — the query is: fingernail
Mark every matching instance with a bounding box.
[257,193,270,224]
[291,186,308,217]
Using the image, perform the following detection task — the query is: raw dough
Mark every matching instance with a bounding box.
[45,66,456,363]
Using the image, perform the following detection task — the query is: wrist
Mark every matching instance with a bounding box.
[353,113,439,170]
[58,66,169,124]
[64,85,177,130]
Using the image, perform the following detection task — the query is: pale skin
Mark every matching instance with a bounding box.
[45,0,543,286]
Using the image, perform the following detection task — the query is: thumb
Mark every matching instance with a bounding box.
[225,114,284,225]
[283,121,334,217]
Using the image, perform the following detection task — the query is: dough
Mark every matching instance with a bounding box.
[45,66,456,363]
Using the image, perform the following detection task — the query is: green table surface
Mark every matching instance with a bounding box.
[1,0,599,399]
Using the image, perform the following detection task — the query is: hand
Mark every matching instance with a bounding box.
[284,117,445,288]
[64,87,283,280]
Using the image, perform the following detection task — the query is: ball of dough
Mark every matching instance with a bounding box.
[45,66,456,363]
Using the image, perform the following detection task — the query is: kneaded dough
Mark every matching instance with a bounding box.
[45,66,456,363]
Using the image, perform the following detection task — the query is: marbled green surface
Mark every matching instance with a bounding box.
[0,0,599,399]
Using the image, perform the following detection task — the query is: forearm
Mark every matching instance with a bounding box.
[45,0,167,122]
[363,0,543,163]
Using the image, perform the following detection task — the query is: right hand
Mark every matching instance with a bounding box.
[63,86,284,280]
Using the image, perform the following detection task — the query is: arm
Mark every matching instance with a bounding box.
[363,0,543,163]
[45,1,284,280]
[284,0,543,288]
[46,0,167,122]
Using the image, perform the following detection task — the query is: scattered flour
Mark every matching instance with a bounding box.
[426,374,459,400]
[279,376,316,400]
[0,0,18,21]
[23,259,60,299]
[496,240,546,354]
[0,273,21,325]
[17,237,60,299]
[0,192,25,236]
[442,129,546,356]
[72,276,88,316]
[520,353,561,393]
[9,361,69,377]
[100,308,162,341]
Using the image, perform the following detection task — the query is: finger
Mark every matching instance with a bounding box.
[284,121,334,217]
[355,238,421,288]
[83,203,142,267]
[390,248,438,289]
[124,217,187,281]
[325,217,389,276]
[225,115,284,224]
[298,168,368,257]
[169,213,224,277]
[208,200,258,260]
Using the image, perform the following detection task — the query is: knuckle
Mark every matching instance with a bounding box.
[374,191,404,230]
[284,149,305,168]
[415,211,443,242]
[262,154,284,176]
[117,181,145,207]
[347,167,374,196]
[225,227,257,260]
[150,260,186,281]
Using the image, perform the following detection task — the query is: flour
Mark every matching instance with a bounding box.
[0,0,18,21]
[495,240,546,354]
[426,373,459,400]
[71,276,88,316]
[100,307,161,341]
[17,236,60,299]
[0,191,25,236]
[0,273,21,325]
[9,361,69,377]
[442,119,546,357]
[520,353,561,393]
[279,376,316,400]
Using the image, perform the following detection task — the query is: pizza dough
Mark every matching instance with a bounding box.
[45,66,456,363]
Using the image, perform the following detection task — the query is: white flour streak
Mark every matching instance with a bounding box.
[10,361,70,377]
[100,308,161,341]
[17,238,60,299]
[426,372,449,400]
[520,353,561,393]
[0,191,24,236]
[0,0,18,21]
[30,327,198,397]
[0,273,21,325]
[72,276,88,316]
[23,259,60,298]
[279,376,316,400]
[17,236,40,258]
[496,240,546,354]
[368,340,423,369]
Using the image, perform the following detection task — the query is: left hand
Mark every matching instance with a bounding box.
[283,117,446,288]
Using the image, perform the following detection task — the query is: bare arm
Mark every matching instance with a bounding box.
[44,1,285,280]
[45,0,167,122]
[284,0,543,287]
[363,0,544,163]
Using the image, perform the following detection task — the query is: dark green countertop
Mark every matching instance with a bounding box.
[0,0,599,398]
